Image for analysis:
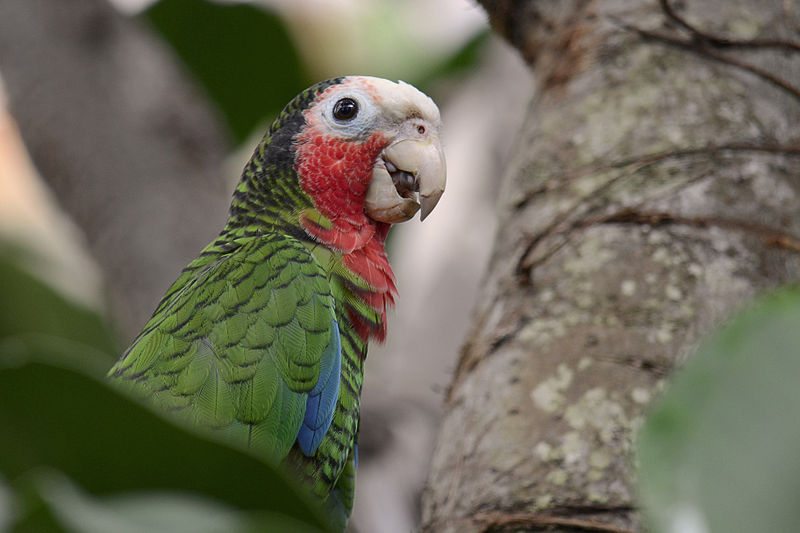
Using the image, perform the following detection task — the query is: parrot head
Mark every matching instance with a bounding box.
[293,76,446,225]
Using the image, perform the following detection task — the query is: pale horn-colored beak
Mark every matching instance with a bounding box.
[365,137,446,224]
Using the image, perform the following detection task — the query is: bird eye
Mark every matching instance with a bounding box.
[333,98,358,121]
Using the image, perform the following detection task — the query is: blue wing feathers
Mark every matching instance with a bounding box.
[297,320,341,456]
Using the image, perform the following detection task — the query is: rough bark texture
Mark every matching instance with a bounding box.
[0,0,230,338]
[422,1,800,532]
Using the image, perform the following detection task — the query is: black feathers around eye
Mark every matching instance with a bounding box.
[333,98,358,121]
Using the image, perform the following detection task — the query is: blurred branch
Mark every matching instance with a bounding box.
[0,0,231,339]
[658,0,800,52]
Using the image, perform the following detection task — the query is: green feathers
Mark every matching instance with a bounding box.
[108,78,368,531]
[110,234,336,463]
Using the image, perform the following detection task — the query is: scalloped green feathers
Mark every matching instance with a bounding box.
[110,234,339,463]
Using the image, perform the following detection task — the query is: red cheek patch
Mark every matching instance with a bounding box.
[295,131,386,221]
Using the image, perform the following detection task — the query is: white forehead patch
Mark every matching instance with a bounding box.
[351,76,441,125]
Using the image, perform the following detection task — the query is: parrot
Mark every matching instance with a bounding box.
[108,76,446,529]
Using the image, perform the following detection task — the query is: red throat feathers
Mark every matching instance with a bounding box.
[294,124,397,344]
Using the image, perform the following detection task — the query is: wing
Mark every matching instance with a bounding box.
[109,233,341,462]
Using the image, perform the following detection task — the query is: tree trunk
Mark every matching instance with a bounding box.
[422,1,800,532]
[0,0,230,338]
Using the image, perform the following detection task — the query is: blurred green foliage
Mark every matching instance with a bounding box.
[638,286,800,533]
[145,0,309,145]
[0,246,117,357]
[143,0,488,147]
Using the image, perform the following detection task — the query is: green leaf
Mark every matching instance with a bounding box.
[0,475,14,532]
[637,286,800,533]
[0,337,329,532]
[12,470,323,533]
[144,0,308,144]
[0,246,118,356]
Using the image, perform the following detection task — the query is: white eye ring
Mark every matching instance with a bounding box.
[318,89,379,139]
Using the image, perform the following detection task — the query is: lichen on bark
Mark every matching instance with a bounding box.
[422,1,800,532]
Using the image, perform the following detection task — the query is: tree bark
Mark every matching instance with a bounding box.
[0,0,230,338]
[422,1,800,532]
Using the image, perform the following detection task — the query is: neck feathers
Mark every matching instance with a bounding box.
[225,80,397,343]
[294,126,396,343]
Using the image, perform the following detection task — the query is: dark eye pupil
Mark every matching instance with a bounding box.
[333,98,358,121]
